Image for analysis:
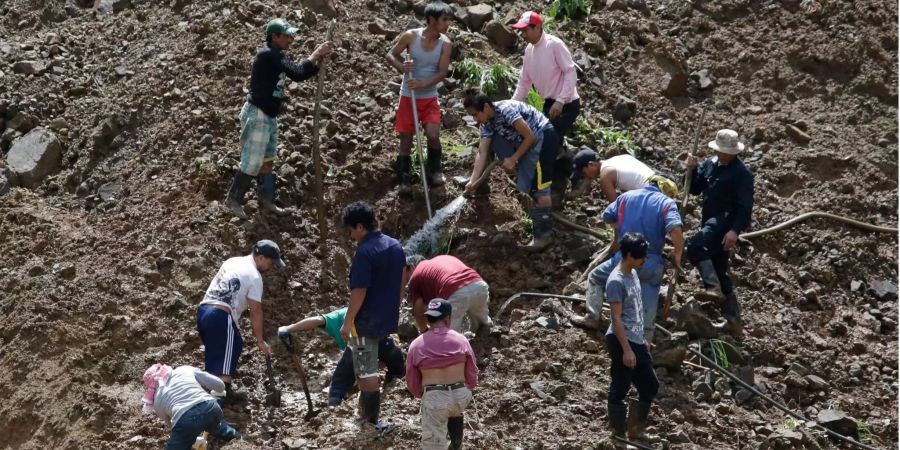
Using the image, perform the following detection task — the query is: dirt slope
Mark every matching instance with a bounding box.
[0,0,897,449]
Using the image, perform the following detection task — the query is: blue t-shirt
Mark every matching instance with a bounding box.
[604,265,644,344]
[479,100,550,153]
[349,231,406,337]
[602,185,682,256]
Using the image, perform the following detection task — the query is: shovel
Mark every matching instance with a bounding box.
[280,333,321,420]
[264,355,282,407]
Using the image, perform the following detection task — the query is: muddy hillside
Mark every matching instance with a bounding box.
[0,0,897,449]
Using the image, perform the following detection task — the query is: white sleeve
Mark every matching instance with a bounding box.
[194,368,226,393]
[247,275,263,302]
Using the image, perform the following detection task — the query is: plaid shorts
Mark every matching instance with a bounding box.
[238,102,277,176]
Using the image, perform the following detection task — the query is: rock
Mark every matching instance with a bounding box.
[452,5,470,27]
[817,409,858,439]
[734,388,754,405]
[691,69,715,89]
[94,0,132,13]
[97,182,125,201]
[804,374,828,390]
[442,110,463,129]
[465,4,493,31]
[850,280,864,292]
[57,264,77,280]
[92,116,124,155]
[604,0,628,10]
[7,113,38,133]
[483,20,517,52]
[691,378,713,400]
[200,134,214,146]
[6,128,62,189]
[397,321,419,343]
[300,0,337,17]
[529,381,554,401]
[12,60,47,75]
[868,279,897,301]
[49,117,69,131]
[672,300,718,339]
[534,316,559,330]
[282,438,309,450]
[785,124,811,143]
[653,331,688,368]
[368,19,399,40]
[0,173,9,197]
[611,95,637,123]
[661,71,688,98]
[156,257,175,273]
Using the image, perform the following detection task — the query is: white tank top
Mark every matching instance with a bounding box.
[604,155,654,192]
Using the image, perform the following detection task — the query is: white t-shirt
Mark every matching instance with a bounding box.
[604,155,654,192]
[200,255,263,322]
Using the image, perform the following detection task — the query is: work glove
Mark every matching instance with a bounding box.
[277,326,291,339]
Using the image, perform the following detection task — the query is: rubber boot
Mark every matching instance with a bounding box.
[695,260,726,303]
[224,382,248,404]
[626,399,652,441]
[448,415,464,450]
[359,390,380,425]
[426,146,445,187]
[216,421,241,442]
[571,280,603,330]
[396,155,413,193]
[225,171,253,219]
[526,206,554,252]
[608,403,628,442]
[721,291,743,337]
[257,172,287,215]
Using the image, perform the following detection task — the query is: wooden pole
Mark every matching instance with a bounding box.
[311,22,335,248]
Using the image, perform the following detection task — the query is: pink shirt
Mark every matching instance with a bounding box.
[512,33,579,104]
[405,326,479,398]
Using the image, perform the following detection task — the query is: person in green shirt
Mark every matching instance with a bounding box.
[279,308,405,405]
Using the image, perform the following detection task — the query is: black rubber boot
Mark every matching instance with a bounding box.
[526,206,554,252]
[448,415,464,450]
[258,172,288,215]
[359,390,380,425]
[721,291,743,336]
[225,171,254,219]
[224,382,248,404]
[695,259,726,303]
[395,155,413,192]
[608,402,627,438]
[426,146,445,187]
[626,399,652,441]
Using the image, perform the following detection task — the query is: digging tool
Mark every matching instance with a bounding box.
[462,160,499,198]
[405,53,433,219]
[311,21,335,248]
[280,333,320,419]
[263,355,282,407]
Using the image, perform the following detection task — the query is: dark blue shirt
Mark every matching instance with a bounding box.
[690,156,754,233]
[602,185,682,256]
[247,45,319,118]
[349,231,406,336]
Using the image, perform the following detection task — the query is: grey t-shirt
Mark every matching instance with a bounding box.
[153,366,225,427]
[604,265,645,344]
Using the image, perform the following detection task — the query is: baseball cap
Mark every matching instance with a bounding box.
[424,299,452,322]
[254,239,286,269]
[265,18,298,37]
[511,11,543,29]
[570,148,599,186]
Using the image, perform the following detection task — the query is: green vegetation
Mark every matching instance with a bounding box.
[707,339,734,369]
[572,117,640,158]
[525,88,544,111]
[857,420,885,446]
[455,59,519,99]
[547,0,590,21]
[520,213,533,234]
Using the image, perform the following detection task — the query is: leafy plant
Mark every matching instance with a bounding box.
[857,420,885,446]
[707,339,731,368]
[547,0,590,21]
[455,59,519,99]
[524,88,544,111]
[520,213,533,234]
[572,117,641,158]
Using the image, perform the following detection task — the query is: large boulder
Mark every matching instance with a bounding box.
[817,409,858,439]
[483,20,517,52]
[465,4,493,31]
[6,128,62,189]
[93,0,132,13]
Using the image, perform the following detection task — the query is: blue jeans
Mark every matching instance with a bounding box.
[166,400,233,450]
[589,253,666,338]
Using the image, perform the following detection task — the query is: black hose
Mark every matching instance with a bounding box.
[496,292,885,450]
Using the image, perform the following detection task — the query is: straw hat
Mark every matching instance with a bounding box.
[708,129,745,155]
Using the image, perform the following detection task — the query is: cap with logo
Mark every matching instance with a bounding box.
[511,11,544,29]
[254,239,286,269]
[424,299,452,322]
[265,18,298,37]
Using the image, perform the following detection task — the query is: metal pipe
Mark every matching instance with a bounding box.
[405,55,432,219]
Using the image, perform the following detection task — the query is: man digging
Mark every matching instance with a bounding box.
[225,18,334,218]
[405,254,493,335]
[196,240,285,403]
[385,2,453,192]
[569,149,678,202]
[685,129,754,336]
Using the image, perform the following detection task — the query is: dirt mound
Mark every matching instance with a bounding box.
[0,0,896,449]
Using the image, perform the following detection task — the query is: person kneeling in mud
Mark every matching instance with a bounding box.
[142,364,241,450]
[462,88,561,251]
[604,233,659,448]
[277,307,406,406]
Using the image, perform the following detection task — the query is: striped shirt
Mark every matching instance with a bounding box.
[479,100,549,147]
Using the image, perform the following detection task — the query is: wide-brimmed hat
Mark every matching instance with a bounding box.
[708,129,744,155]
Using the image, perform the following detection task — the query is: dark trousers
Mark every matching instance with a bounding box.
[329,337,405,400]
[605,335,659,406]
[543,97,581,143]
[685,216,734,295]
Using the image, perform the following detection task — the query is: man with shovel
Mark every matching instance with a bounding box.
[339,201,407,429]
[385,2,453,191]
[684,129,754,335]
[405,254,492,334]
[277,307,405,406]
[225,18,334,218]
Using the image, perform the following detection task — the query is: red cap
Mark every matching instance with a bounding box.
[511,11,543,29]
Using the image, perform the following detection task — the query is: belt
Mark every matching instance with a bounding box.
[424,382,466,392]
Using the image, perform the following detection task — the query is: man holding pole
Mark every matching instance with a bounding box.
[225,18,333,218]
[386,2,453,191]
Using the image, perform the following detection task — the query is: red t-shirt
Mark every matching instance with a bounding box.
[407,255,483,305]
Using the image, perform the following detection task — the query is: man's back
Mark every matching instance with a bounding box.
[408,255,482,301]
[350,231,406,336]
[603,186,681,255]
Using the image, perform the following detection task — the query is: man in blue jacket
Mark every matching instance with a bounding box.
[226,18,333,218]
